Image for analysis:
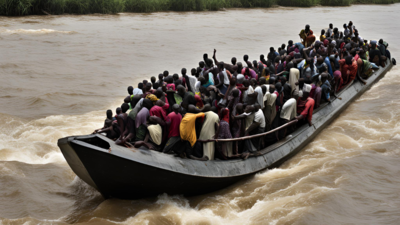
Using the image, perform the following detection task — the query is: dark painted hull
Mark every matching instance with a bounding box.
[58,59,392,199]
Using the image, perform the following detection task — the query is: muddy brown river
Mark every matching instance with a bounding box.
[1,4,400,225]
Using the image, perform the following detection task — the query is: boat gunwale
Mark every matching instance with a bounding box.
[61,59,393,179]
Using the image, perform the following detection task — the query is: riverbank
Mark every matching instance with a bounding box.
[1,0,399,16]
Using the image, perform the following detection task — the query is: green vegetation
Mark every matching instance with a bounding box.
[0,0,399,16]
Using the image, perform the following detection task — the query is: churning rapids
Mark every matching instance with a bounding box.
[1,4,400,225]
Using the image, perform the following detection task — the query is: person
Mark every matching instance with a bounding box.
[369,41,386,67]
[320,29,326,42]
[288,68,300,97]
[233,105,257,157]
[212,50,238,74]
[357,58,373,80]
[296,84,315,127]
[115,103,130,146]
[93,109,120,139]
[339,55,358,86]
[299,25,315,47]
[326,23,333,38]
[215,62,230,95]
[131,83,143,96]
[199,110,219,160]
[163,104,183,153]
[268,47,278,64]
[320,73,331,103]
[179,112,208,160]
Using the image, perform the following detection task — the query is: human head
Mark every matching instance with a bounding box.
[181,68,187,75]
[106,109,113,120]
[155,99,165,107]
[343,23,347,29]
[269,84,275,93]
[329,23,333,29]
[379,39,384,45]
[236,103,244,114]
[173,73,179,81]
[230,76,237,86]
[121,103,129,113]
[321,29,325,35]
[199,76,206,85]
[244,54,249,62]
[172,104,180,114]
[124,95,131,103]
[155,89,163,98]
[218,62,224,71]
[203,53,208,62]
[232,89,239,98]
[145,83,152,92]
[191,68,197,76]
[244,105,255,114]
[138,82,143,90]
[150,77,156,84]
[153,82,160,90]
[259,77,267,85]
[158,73,163,80]
[163,70,169,78]
[116,107,121,115]
[199,61,205,68]
[288,40,293,47]
[305,24,310,31]
[231,57,237,65]
[270,47,274,53]
[243,79,250,88]
[127,86,133,95]
[253,60,258,69]
[177,85,186,97]
[345,56,353,65]
[143,80,148,85]
[281,76,287,85]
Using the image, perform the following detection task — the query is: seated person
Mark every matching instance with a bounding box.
[93,109,120,140]
[339,56,358,86]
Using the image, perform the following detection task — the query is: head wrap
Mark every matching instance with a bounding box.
[194,94,204,108]
[303,84,312,93]
[146,94,158,104]
[219,108,230,123]
[236,74,245,84]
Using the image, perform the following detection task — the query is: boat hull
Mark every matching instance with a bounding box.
[58,59,393,199]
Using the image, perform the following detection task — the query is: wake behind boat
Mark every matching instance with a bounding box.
[58,23,394,199]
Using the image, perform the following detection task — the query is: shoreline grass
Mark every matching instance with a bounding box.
[0,0,399,16]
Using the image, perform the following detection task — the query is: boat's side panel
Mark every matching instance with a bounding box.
[57,137,99,190]
[69,142,248,199]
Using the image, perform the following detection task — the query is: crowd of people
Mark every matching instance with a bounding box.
[94,22,392,161]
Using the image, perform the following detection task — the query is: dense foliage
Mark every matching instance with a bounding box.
[0,0,399,16]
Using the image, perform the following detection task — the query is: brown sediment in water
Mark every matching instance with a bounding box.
[0,5,400,225]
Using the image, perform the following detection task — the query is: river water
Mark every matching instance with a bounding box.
[1,4,400,225]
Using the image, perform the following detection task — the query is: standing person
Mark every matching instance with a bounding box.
[299,24,316,47]
[268,47,278,64]
[326,23,333,38]
[179,113,208,161]
[296,84,315,127]
[163,104,183,154]
[199,110,219,160]
[215,108,234,159]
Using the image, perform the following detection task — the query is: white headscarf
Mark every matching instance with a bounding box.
[254,86,264,109]
[289,68,300,96]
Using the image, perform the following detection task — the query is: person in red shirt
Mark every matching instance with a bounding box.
[339,56,358,86]
[296,84,315,127]
[163,104,183,153]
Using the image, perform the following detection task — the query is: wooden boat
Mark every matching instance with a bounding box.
[58,59,393,199]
